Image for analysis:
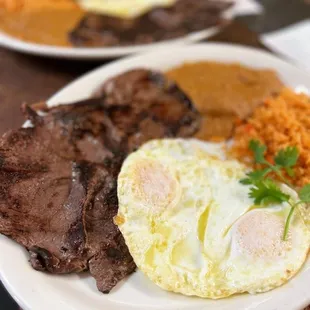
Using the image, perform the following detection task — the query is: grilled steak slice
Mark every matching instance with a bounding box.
[29,69,200,156]
[0,69,200,293]
[0,128,88,273]
[85,175,136,293]
[70,0,232,47]
[94,69,200,150]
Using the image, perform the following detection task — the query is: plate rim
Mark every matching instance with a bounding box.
[0,6,236,60]
[0,43,309,310]
[0,27,220,60]
[48,42,310,106]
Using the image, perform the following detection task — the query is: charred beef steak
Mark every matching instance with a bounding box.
[0,69,200,293]
[70,0,233,47]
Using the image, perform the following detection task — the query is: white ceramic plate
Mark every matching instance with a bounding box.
[0,44,310,310]
[0,27,222,60]
[0,4,235,60]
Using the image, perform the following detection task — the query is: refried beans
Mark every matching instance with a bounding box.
[166,62,283,141]
[0,0,83,46]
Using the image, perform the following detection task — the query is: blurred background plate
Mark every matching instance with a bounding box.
[0,7,235,60]
[0,27,221,60]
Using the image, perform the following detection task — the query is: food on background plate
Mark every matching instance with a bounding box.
[232,88,310,187]
[166,62,283,140]
[0,0,232,47]
[0,0,83,47]
[70,0,232,47]
[116,139,309,298]
[77,0,177,18]
[0,69,200,293]
[0,0,76,12]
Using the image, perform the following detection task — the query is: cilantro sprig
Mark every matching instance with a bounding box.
[241,140,297,187]
[249,179,290,205]
[240,140,310,240]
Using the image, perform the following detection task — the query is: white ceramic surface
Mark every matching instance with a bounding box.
[0,44,309,310]
[0,28,221,60]
[0,6,236,60]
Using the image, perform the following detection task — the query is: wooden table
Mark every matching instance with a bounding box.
[0,17,309,310]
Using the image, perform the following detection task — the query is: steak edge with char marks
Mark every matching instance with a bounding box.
[0,69,200,293]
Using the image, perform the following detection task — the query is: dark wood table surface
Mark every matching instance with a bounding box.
[0,1,310,309]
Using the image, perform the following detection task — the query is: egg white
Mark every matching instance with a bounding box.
[116,139,310,299]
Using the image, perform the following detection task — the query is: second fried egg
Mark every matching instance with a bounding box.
[116,139,309,299]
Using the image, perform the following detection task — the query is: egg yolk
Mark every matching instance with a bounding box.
[133,159,178,213]
[234,210,291,260]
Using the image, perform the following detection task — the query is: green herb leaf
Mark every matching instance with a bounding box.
[274,146,299,168]
[249,179,290,205]
[283,206,296,241]
[240,178,252,185]
[299,184,310,202]
[240,168,271,185]
[285,167,295,177]
[249,140,267,164]
[241,141,308,241]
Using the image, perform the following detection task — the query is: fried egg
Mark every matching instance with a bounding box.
[116,139,310,299]
[77,0,176,18]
